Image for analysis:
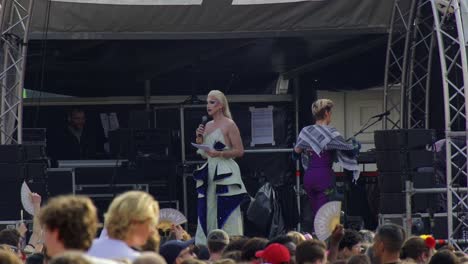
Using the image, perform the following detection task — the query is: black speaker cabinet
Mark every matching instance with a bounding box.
[374,129,435,150]
[379,192,440,214]
[379,172,436,192]
[376,150,434,172]
[0,145,46,163]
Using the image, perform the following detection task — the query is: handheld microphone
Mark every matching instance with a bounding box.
[196,116,209,144]
[371,110,390,119]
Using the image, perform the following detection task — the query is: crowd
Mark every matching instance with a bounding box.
[0,191,466,264]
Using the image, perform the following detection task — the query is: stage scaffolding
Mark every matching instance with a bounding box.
[384,0,468,251]
[0,0,34,144]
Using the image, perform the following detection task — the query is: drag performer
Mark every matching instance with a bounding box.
[193,90,248,245]
[293,99,360,221]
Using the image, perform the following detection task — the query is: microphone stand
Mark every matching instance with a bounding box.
[347,116,385,141]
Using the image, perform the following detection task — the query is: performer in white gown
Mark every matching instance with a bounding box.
[193,90,248,245]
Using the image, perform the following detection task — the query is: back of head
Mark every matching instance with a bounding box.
[222,251,242,262]
[207,229,229,254]
[49,251,92,264]
[0,229,20,247]
[347,255,371,264]
[374,224,405,254]
[358,230,375,244]
[105,191,159,241]
[0,249,22,264]
[400,236,429,260]
[134,252,168,264]
[286,231,306,245]
[295,240,326,264]
[39,195,98,251]
[311,99,333,120]
[213,258,236,264]
[339,230,363,251]
[428,250,460,264]
[224,236,248,253]
[240,237,269,261]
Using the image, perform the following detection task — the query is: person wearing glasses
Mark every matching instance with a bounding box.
[194,90,248,245]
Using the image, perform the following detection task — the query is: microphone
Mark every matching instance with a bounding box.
[196,116,209,144]
[371,110,390,119]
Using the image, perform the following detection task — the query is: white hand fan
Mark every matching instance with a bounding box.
[21,181,35,216]
[159,208,187,226]
[314,201,341,241]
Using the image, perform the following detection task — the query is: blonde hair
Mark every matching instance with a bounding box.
[287,231,306,245]
[311,99,334,120]
[0,249,22,264]
[208,90,232,119]
[49,251,92,264]
[104,191,159,241]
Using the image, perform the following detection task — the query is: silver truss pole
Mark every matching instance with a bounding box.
[0,0,35,144]
[407,0,434,129]
[431,0,468,252]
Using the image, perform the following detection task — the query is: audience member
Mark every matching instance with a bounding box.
[207,229,229,262]
[268,235,296,257]
[240,237,268,262]
[286,231,306,245]
[222,250,242,262]
[428,250,460,264]
[159,239,196,264]
[255,243,291,264]
[224,237,248,253]
[193,245,210,261]
[372,224,405,264]
[88,191,159,261]
[295,240,327,264]
[400,236,432,264]
[0,249,22,264]
[338,230,364,260]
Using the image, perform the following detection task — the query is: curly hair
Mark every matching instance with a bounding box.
[39,195,98,251]
[339,230,363,250]
[104,191,159,241]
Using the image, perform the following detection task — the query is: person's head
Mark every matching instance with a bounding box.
[295,240,327,264]
[68,109,86,130]
[213,258,236,264]
[428,250,460,264]
[0,249,22,264]
[286,231,306,245]
[207,229,229,254]
[192,244,210,261]
[141,233,161,252]
[134,252,168,264]
[338,230,364,259]
[207,90,232,119]
[372,224,405,261]
[0,229,21,257]
[311,99,333,124]
[38,195,98,257]
[268,235,296,256]
[240,237,269,261]
[400,236,431,263]
[159,239,196,264]
[255,243,290,264]
[358,230,375,244]
[48,251,92,264]
[224,236,248,253]
[347,255,371,264]
[222,251,242,262]
[104,191,159,247]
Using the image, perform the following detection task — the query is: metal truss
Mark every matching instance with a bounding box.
[0,0,35,144]
[430,0,468,252]
[407,0,434,129]
[384,0,433,129]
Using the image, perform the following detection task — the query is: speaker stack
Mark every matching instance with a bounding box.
[374,129,437,214]
[0,144,48,220]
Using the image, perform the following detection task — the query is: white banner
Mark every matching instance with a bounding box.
[51,0,202,5]
[232,0,324,5]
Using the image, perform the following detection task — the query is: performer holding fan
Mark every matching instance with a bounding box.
[193,90,248,245]
[293,99,361,226]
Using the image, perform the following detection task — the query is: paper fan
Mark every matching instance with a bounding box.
[158,208,187,230]
[21,181,35,216]
[314,201,341,241]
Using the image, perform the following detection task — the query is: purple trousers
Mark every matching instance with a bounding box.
[303,150,334,220]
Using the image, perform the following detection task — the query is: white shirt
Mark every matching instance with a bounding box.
[87,237,141,262]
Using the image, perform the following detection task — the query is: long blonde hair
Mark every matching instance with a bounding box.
[208,90,232,119]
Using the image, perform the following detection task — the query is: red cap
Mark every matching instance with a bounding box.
[255,243,291,264]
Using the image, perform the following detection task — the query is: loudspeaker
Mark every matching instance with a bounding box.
[0,145,46,163]
[379,192,440,214]
[376,150,434,172]
[374,129,435,150]
[379,172,436,192]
